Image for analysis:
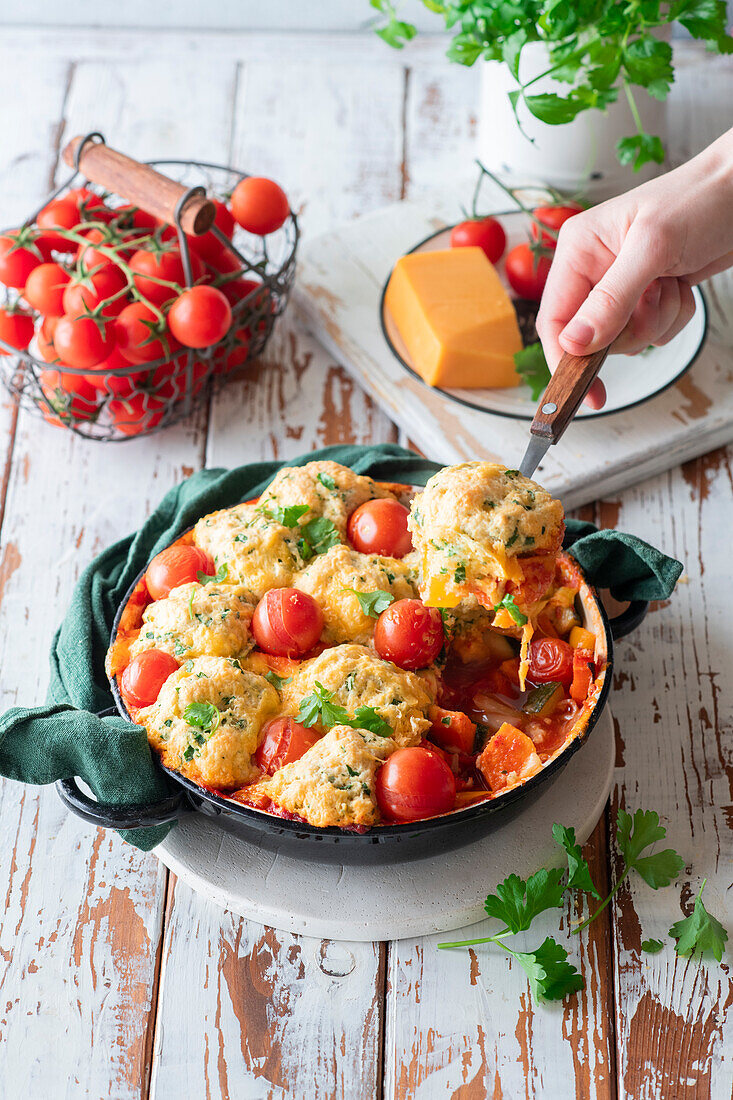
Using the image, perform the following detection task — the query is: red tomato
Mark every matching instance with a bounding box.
[212,328,250,375]
[530,204,582,249]
[120,649,180,710]
[528,637,574,687]
[36,316,60,362]
[373,599,444,670]
[504,243,552,301]
[0,308,34,354]
[76,227,117,270]
[252,588,324,657]
[376,746,456,822]
[39,368,98,425]
[62,263,128,319]
[66,186,97,209]
[254,717,321,775]
[570,648,594,704]
[23,262,71,316]
[83,347,137,394]
[505,555,556,607]
[450,217,506,264]
[145,544,215,601]
[231,177,290,235]
[107,392,167,436]
[53,314,115,369]
[167,285,232,348]
[36,198,82,250]
[129,245,203,307]
[111,204,158,233]
[347,499,412,558]
[218,276,264,307]
[0,233,40,289]
[188,200,236,264]
[115,301,177,364]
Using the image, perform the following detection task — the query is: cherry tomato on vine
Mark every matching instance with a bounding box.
[0,234,40,289]
[36,198,83,250]
[83,346,138,394]
[375,746,456,822]
[23,262,71,316]
[347,499,412,558]
[450,216,506,264]
[39,368,99,426]
[167,285,232,348]
[218,276,265,307]
[62,263,128,319]
[36,316,59,362]
[76,227,118,270]
[107,392,167,437]
[129,245,203,307]
[65,186,97,209]
[373,599,444,671]
[254,717,321,775]
[112,204,158,233]
[53,314,115,369]
[230,177,290,236]
[530,204,582,249]
[527,637,574,687]
[120,649,179,710]
[115,301,177,364]
[252,588,324,657]
[212,328,250,375]
[155,354,208,401]
[145,544,215,600]
[0,308,34,354]
[504,243,552,301]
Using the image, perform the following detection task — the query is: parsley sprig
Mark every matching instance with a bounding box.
[514,343,551,401]
[197,562,228,585]
[493,593,528,628]
[343,588,395,618]
[296,682,393,737]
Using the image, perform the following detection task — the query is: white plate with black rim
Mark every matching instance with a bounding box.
[379,211,708,421]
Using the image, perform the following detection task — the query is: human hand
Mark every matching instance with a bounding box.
[536,127,733,408]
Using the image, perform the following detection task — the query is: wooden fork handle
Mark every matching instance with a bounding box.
[530,348,610,443]
[62,135,216,236]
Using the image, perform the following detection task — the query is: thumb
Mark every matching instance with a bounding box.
[559,237,661,354]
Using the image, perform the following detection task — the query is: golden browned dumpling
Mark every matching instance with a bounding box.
[258,460,397,535]
[409,462,564,608]
[140,656,279,789]
[247,725,392,828]
[280,643,434,748]
[130,582,256,662]
[193,504,308,598]
[293,544,417,644]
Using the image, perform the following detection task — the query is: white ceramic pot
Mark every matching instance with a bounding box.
[477,41,668,200]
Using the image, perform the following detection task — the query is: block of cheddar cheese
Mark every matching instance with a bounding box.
[384,246,522,389]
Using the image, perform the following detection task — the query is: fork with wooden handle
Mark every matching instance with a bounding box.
[518,347,611,479]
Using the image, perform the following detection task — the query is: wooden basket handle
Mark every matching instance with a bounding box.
[62,135,216,236]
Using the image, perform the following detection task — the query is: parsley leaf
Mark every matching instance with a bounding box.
[641,938,665,954]
[296,681,349,729]
[552,824,600,898]
[343,588,395,618]
[197,562,228,585]
[317,472,336,490]
[514,342,551,401]
[183,701,220,734]
[484,868,566,933]
[454,563,466,584]
[350,706,392,738]
[259,503,310,527]
[493,593,528,628]
[512,937,584,1002]
[669,879,728,962]
[301,516,341,555]
[264,670,292,693]
[616,809,685,888]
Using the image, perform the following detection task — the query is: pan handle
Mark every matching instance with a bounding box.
[607,600,649,640]
[56,777,187,829]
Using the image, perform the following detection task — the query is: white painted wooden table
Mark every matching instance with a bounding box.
[0,28,731,1100]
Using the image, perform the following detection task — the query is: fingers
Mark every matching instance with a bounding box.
[584,378,607,410]
[610,277,681,355]
[654,281,697,346]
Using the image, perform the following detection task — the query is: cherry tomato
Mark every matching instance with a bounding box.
[76,227,117,270]
[188,200,236,264]
[212,328,250,375]
[254,717,321,775]
[450,217,506,264]
[230,177,290,235]
[373,599,444,670]
[375,746,456,822]
[23,262,71,316]
[530,204,582,249]
[36,316,60,362]
[145,544,215,601]
[39,369,98,425]
[153,355,208,401]
[0,234,40,289]
[107,392,167,436]
[66,186,98,209]
[115,301,177,364]
[83,346,137,394]
[252,588,324,657]
[62,263,128,319]
[129,245,203,307]
[528,637,574,687]
[0,308,34,354]
[167,285,232,348]
[120,649,180,710]
[36,197,84,251]
[218,276,265,307]
[53,314,115,369]
[504,243,552,301]
[347,499,412,558]
[111,205,158,233]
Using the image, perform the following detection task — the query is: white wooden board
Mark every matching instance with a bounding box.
[295,187,733,509]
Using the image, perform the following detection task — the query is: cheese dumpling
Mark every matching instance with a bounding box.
[293,544,417,644]
[130,582,256,662]
[258,460,398,536]
[409,462,564,610]
[140,655,279,789]
[194,504,309,598]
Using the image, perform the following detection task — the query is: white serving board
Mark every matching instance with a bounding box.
[156,708,614,941]
[294,190,733,509]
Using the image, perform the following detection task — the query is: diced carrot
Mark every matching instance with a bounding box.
[477,722,541,792]
[569,625,595,651]
[428,705,477,754]
[570,648,594,704]
[492,608,515,630]
[500,657,521,687]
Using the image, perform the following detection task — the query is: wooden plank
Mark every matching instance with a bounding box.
[0,52,236,1099]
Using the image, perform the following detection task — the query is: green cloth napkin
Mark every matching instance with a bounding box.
[0,444,682,851]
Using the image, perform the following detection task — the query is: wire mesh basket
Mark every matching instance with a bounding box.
[0,133,299,440]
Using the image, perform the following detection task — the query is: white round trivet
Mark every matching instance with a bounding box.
[156,708,614,941]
